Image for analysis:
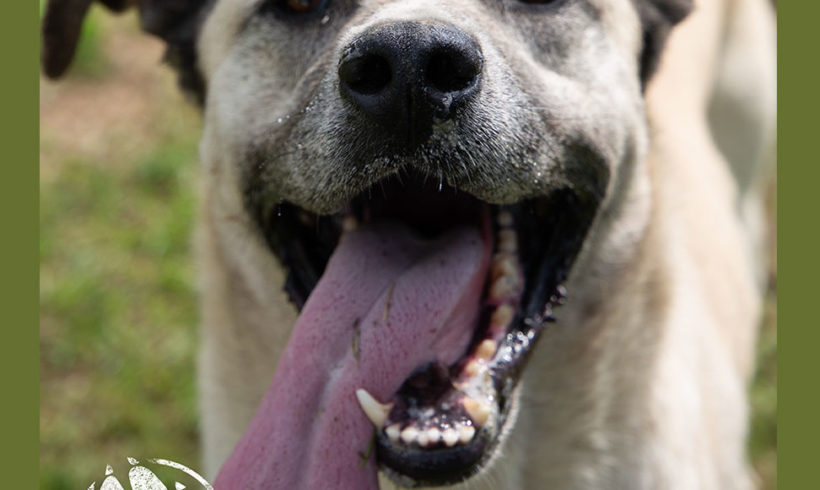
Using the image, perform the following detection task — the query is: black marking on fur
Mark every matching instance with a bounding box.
[138,0,215,106]
[41,0,214,106]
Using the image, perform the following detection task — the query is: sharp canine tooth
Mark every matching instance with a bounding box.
[355,389,393,428]
[464,359,483,376]
[491,304,515,327]
[477,339,497,360]
[458,424,476,444]
[401,426,419,445]
[386,424,401,443]
[442,428,459,447]
[463,398,491,427]
[426,428,441,445]
[497,211,513,228]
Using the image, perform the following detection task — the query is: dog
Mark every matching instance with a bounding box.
[42,0,776,488]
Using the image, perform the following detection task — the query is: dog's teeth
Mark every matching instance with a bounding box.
[491,304,514,328]
[463,398,491,427]
[442,428,459,447]
[497,210,513,228]
[400,426,419,445]
[385,423,401,443]
[476,339,497,361]
[342,215,359,232]
[355,389,392,428]
[425,427,441,446]
[458,424,476,444]
[417,429,430,447]
[490,276,516,300]
[464,359,483,376]
[498,229,517,252]
[491,254,517,281]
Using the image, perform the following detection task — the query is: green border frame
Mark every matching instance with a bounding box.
[1,0,800,488]
[2,1,38,488]
[778,2,810,489]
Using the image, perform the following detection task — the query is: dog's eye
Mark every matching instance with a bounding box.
[283,0,326,13]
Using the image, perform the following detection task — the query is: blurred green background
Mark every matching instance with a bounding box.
[38,7,777,490]
[39,9,202,489]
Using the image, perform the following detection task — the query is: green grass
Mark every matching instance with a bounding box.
[72,8,107,77]
[39,132,201,489]
[750,296,777,488]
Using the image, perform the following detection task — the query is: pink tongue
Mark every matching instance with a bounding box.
[215,222,491,489]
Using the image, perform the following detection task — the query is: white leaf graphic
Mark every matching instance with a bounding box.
[88,457,213,490]
[128,465,168,490]
[100,475,126,490]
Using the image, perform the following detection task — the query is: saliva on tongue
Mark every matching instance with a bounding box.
[215,219,491,489]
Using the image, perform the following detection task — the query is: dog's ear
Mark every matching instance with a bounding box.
[632,0,693,86]
[41,0,130,79]
[41,0,209,103]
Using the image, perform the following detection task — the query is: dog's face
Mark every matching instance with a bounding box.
[44,0,690,487]
[203,0,644,214]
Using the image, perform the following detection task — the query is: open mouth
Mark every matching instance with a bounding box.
[253,170,595,487]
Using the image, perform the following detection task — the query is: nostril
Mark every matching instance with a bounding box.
[337,22,483,145]
[339,53,392,95]
[424,48,482,94]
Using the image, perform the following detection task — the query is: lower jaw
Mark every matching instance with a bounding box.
[346,207,571,486]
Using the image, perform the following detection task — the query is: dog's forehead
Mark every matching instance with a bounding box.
[336,0,488,44]
[198,0,643,78]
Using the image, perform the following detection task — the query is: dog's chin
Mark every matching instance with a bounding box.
[256,168,598,487]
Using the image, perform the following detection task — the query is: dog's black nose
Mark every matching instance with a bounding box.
[338,22,483,147]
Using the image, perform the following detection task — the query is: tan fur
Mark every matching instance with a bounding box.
[189,0,774,487]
